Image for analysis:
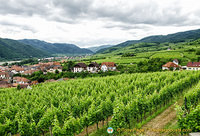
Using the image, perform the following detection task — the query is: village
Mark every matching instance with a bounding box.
[0,58,199,89]
[0,61,117,88]
[162,59,200,71]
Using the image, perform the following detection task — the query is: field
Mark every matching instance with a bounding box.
[1,71,200,136]
[82,39,200,66]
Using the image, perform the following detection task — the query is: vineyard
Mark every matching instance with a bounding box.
[0,71,200,136]
[177,80,200,132]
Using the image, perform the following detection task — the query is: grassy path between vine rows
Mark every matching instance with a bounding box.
[141,95,187,136]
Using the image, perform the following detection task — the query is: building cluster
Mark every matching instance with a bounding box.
[73,62,117,73]
[162,59,200,71]
[0,62,62,88]
[39,55,91,62]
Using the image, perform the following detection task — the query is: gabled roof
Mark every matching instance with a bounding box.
[173,59,179,63]
[74,63,87,68]
[88,62,99,67]
[23,70,37,74]
[0,72,12,77]
[187,62,200,67]
[13,77,30,83]
[101,62,116,67]
[53,62,61,66]
[10,66,24,71]
[162,62,180,68]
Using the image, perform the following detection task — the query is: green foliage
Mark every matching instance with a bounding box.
[196,49,200,55]
[17,85,21,90]
[0,71,200,135]
[10,58,39,66]
[18,39,93,55]
[121,53,136,57]
[61,61,75,72]
[177,81,200,132]
[0,38,49,61]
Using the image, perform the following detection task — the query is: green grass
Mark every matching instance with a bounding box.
[150,51,183,59]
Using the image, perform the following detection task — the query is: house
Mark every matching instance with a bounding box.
[31,80,39,85]
[162,62,180,70]
[173,59,179,65]
[22,70,37,75]
[47,65,62,73]
[10,66,25,74]
[13,77,30,85]
[0,72,13,83]
[167,47,172,51]
[73,63,87,72]
[0,81,12,88]
[87,62,99,73]
[186,62,200,70]
[0,66,9,72]
[100,62,116,72]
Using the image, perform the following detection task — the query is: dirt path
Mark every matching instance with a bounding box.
[141,104,177,136]
[141,98,184,136]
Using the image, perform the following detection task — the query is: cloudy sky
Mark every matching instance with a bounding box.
[0,0,200,47]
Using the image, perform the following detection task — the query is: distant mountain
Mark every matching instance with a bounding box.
[0,38,49,61]
[98,28,200,53]
[88,45,114,52]
[19,39,93,55]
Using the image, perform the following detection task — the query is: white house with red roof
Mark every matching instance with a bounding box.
[13,77,30,87]
[100,62,116,72]
[10,66,25,74]
[162,61,180,70]
[186,62,200,70]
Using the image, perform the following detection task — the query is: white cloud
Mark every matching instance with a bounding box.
[0,0,200,47]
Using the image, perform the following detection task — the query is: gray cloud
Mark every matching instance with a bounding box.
[0,0,50,16]
[0,20,37,33]
[104,23,152,31]
[0,0,199,27]
[0,0,200,47]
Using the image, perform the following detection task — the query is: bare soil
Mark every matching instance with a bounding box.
[141,98,185,136]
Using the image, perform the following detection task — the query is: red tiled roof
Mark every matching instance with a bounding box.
[162,62,180,68]
[10,66,24,71]
[13,77,30,83]
[53,62,61,66]
[31,81,39,85]
[23,70,37,74]
[101,62,116,67]
[0,72,11,77]
[187,62,200,67]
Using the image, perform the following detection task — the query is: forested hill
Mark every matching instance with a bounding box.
[97,28,200,53]
[87,45,114,52]
[0,38,49,61]
[18,39,93,55]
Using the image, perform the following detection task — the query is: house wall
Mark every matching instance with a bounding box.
[73,67,85,73]
[101,65,108,72]
[187,67,200,70]
[162,67,178,70]
[101,65,116,72]
[162,67,169,70]
[87,67,98,73]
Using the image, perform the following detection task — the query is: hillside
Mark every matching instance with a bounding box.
[0,71,200,136]
[87,45,114,52]
[19,39,93,55]
[97,28,200,53]
[0,38,49,61]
